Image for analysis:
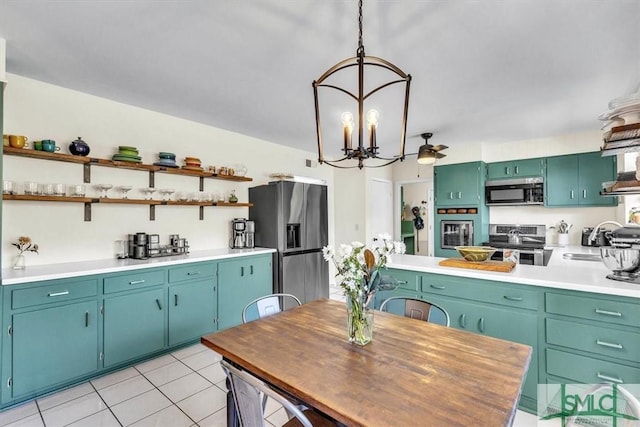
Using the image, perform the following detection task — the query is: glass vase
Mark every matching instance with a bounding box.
[346,293,374,346]
[13,253,26,270]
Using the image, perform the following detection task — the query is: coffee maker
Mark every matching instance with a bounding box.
[231,219,247,248]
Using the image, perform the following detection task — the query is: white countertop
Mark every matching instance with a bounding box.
[1,248,276,285]
[388,245,640,299]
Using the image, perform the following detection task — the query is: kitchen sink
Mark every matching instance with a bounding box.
[562,253,602,262]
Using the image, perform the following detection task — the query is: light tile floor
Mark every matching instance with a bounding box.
[0,286,557,427]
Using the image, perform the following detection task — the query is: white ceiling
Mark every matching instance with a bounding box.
[1,0,639,160]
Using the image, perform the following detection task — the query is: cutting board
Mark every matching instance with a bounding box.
[439,258,516,272]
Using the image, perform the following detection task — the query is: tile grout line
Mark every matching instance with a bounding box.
[133,357,200,427]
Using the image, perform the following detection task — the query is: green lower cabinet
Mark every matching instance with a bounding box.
[103,288,166,367]
[420,294,538,410]
[11,301,99,398]
[217,255,273,330]
[168,280,217,346]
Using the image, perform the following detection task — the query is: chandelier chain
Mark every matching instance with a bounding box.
[357,0,364,54]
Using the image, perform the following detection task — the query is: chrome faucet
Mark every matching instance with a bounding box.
[588,221,622,243]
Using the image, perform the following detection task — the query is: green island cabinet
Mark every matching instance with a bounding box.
[545,151,617,207]
[486,158,545,180]
[543,291,640,387]
[434,162,485,206]
[375,268,640,414]
[0,253,272,408]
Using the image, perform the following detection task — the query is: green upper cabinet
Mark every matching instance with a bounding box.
[434,162,485,206]
[486,158,545,180]
[546,151,617,207]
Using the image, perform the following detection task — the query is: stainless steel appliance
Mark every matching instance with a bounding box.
[483,224,553,266]
[485,177,544,206]
[131,232,148,259]
[249,181,329,306]
[440,220,474,249]
[582,227,611,247]
[245,220,255,248]
[599,225,640,283]
[231,218,247,249]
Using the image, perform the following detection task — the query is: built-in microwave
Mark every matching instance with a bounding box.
[485,177,544,206]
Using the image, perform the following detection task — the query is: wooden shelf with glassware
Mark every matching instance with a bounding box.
[3,146,254,220]
[2,146,253,182]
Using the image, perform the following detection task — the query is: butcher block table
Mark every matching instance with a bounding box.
[201,299,532,427]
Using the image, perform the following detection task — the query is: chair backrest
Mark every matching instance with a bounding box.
[379,296,450,326]
[242,293,302,323]
[221,359,314,427]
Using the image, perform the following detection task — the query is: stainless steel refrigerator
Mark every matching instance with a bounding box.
[249,181,329,307]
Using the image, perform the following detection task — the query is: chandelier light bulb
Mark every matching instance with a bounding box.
[366,109,379,127]
[341,112,354,151]
[341,111,354,127]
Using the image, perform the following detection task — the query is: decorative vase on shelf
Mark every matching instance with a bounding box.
[346,291,374,346]
[13,253,26,270]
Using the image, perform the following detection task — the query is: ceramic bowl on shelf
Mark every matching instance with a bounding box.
[455,246,496,262]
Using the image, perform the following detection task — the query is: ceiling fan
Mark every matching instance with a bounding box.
[414,132,448,164]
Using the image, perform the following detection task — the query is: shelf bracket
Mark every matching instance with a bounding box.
[199,177,204,192]
[199,206,204,220]
[84,202,92,221]
[150,205,156,221]
[149,171,155,188]
[83,163,91,183]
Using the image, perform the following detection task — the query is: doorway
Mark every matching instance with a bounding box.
[395,179,434,256]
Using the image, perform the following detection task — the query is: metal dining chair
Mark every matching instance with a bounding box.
[221,360,336,427]
[379,296,450,326]
[242,293,302,323]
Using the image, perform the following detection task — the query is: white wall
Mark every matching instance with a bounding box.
[2,74,335,267]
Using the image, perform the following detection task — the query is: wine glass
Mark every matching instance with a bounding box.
[158,188,175,201]
[94,183,113,198]
[139,187,156,200]
[115,185,132,199]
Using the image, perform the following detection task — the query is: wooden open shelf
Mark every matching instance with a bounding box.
[3,146,255,221]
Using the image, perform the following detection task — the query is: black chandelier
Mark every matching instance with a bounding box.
[312,0,412,169]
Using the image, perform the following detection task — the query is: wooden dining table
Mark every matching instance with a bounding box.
[201,298,532,427]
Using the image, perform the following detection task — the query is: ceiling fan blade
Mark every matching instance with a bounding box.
[435,152,446,159]
[432,144,448,152]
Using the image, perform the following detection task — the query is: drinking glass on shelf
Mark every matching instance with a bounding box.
[68,184,85,197]
[53,183,66,196]
[24,181,39,195]
[3,180,15,195]
[139,188,156,200]
[94,184,113,198]
[41,183,55,196]
[115,185,132,199]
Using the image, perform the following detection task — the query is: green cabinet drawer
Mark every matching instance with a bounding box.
[546,348,640,384]
[11,278,98,309]
[546,318,640,364]
[103,269,166,294]
[421,274,538,310]
[386,268,420,291]
[546,292,640,328]
[168,262,217,283]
